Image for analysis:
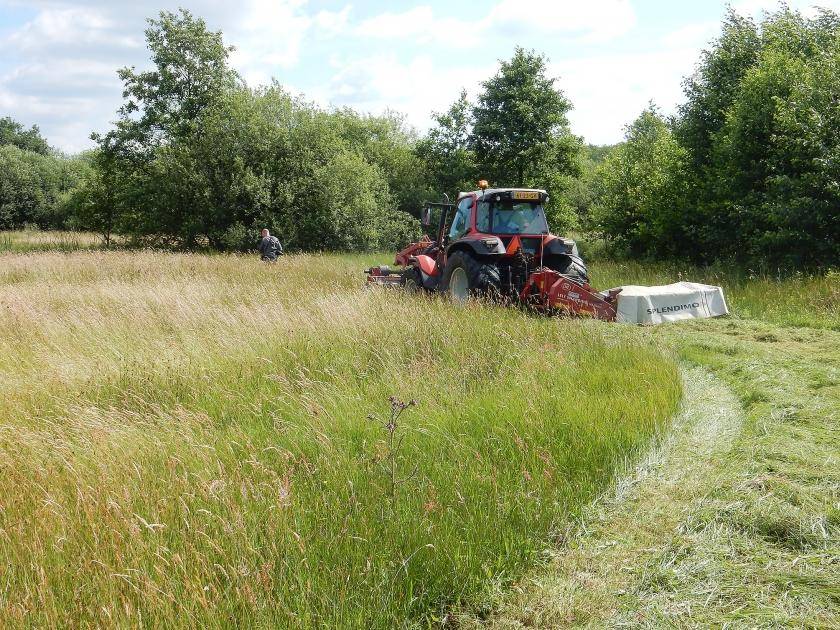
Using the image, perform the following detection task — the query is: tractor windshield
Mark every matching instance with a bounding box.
[476,200,549,235]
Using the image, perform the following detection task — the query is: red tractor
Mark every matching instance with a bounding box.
[366,183,621,320]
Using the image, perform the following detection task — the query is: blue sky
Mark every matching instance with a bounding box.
[1,0,837,152]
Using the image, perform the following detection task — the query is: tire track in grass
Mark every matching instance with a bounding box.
[474,318,840,628]
[469,366,743,628]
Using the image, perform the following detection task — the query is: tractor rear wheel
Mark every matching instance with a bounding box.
[547,256,590,284]
[440,251,501,303]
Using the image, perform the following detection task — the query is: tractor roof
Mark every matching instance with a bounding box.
[459,187,548,199]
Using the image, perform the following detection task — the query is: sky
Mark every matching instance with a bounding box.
[1,0,838,152]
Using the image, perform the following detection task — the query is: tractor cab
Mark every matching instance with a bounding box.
[411,184,587,299]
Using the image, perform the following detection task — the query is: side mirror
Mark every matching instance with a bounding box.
[421,205,432,227]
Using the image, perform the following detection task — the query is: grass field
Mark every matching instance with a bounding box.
[475,260,839,626]
[0,249,681,627]
[0,229,106,253]
[1,243,836,627]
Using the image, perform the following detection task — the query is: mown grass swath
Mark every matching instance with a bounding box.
[0,251,680,626]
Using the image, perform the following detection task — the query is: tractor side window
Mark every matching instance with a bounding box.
[448,197,472,240]
[476,201,490,232]
[422,205,443,238]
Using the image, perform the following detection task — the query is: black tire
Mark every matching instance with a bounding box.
[546,255,589,284]
[403,267,423,293]
[440,251,501,303]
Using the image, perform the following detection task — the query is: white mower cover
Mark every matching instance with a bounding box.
[613,281,728,325]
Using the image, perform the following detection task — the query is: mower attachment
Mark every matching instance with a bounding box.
[365,266,404,288]
[522,270,620,321]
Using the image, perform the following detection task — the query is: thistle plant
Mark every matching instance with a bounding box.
[368,396,418,502]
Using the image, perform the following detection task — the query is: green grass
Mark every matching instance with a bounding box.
[2,236,835,627]
[0,229,107,253]
[0,249,681,627]
[477,274,839,626]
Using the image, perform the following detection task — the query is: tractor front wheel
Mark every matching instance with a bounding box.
[403,267,423,293]
[440,251,501,303]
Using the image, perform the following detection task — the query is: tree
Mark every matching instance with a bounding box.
[471,48,579,187]
[89,9,239,246]
[77,10,424,251]
[415,90,477,199]
[105,8,237,151]
[0,116,50,155]
[0,145,89,230]
[676,10,760,168]
[592,107,689,256]
[332,109,430,216]
[594,6,840,268]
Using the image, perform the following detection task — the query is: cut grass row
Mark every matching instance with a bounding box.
[0,250,680,627]
[483,318,839,627]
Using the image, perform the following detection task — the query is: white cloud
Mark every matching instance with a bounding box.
[228,0,313,87]
[659,21,720,49]
[314,5,352,35]
[0,0,350,151]
[12,0,840,153]
[325,53,491,129]
[354,0,636,47]
[356,6,472,45]
[734,0,840,18]
[484,0,636,42]
[552,45,700,145]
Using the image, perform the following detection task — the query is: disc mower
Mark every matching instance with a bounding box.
[366,182,728,324]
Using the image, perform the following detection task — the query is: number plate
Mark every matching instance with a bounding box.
[512,191,540,200]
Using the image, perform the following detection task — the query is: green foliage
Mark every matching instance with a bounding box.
[592,107,689,256]
[0,116,50,155]
[78,11,421,251]
[333,109,430,216]
[676,10,761,168]
[0,145,89,230]
[415,90,478,200]
[595,7,840,269]
[418,49,583,233]
[0,250,682,627]
[471,48,579,186]
[109,8,237,150]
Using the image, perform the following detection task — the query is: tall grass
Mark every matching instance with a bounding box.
[0,250,680,627]
[0,229,106,253]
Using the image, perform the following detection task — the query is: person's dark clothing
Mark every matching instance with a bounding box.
[259,235,283,261]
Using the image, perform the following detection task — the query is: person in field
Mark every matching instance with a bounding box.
[258,228,283,262]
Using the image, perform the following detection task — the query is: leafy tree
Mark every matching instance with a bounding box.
[467,48,582,232]
[65,150,121,244]
[471,48,579,187]
[676,10,760,168]
[76,9,422,252]
[593,107,689,256]
[595,6,839,269]
[0,145,88,230]
[333,109,430,216]
[106,8,237,150]
[82,9,240,246]
[0,116,50,155]
[415,90,478,199]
